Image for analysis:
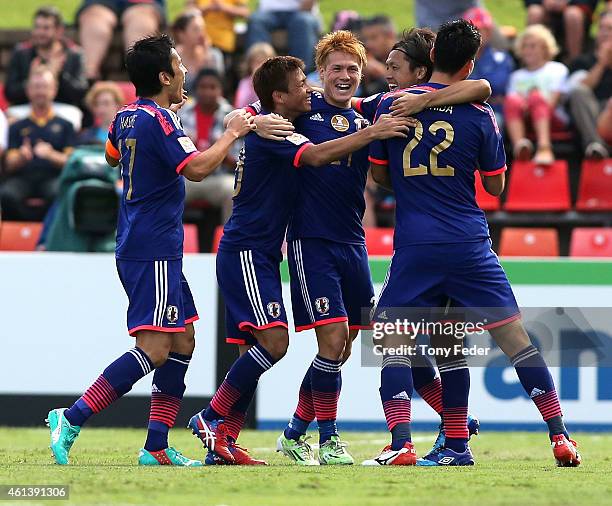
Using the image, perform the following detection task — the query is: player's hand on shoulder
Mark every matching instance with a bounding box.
[227,110,253,138]
[390,91,429,117]
[371,113,414,139]
[253,113,295,141]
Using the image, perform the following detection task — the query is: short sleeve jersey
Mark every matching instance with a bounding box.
[369,83,507,248]
[107,98,201,261]
[220,125,312,258]
[354,92,384,123]
[287,91,371,245]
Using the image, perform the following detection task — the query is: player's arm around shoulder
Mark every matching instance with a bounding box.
[182,111,253,182]
[298,114,413,168]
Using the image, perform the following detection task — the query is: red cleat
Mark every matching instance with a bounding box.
[188,414,234,463]
[230,442,268,465]
[361,442,417,466]
[552,434,581,467]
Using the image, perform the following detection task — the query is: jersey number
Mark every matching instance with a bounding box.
[403,120,455,177]
[120,138,137,200]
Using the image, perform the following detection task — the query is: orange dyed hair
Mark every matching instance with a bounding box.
[315,30,368,70]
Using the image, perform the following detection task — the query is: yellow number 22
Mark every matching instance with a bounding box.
[403,120,455,177]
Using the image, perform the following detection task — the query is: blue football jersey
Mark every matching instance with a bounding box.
[369,83,507,248]
[287,91,371,245]
[354,92,384,122]
[220,127,312,258]
[108,98,200,261]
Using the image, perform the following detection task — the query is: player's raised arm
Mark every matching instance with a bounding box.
[298,114,413,167]
[182,112,252,182]
[390,79,492,117]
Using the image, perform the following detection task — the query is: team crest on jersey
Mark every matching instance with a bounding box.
[315,297,330,314]
[331,115,350,132]
[267,302,281,319]
[166,305,179,324]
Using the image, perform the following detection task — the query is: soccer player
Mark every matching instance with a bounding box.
[352,27,491,456]
[187,55,410,465]
[46,34,252,466]
[364,19,580,467]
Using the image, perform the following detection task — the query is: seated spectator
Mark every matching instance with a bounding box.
[178,69,239,222]
[361,16,398,95]
[567,10,612,159]
[77,82,125,146]
[191,0,250,54]
[597,97,612,144]
[246,0,320,73]
[524,0,599,63]
[504,24,569,165]
[0,67,74,221]
[173,10,225,92]
[77,0,165,80]
[234,42,276,108]
[464,7,514,128]
[5,6,88,107]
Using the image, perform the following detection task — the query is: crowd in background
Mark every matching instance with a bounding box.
[0,0,611,248]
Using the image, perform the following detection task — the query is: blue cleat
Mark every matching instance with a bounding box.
[416,446,475,466]
[426,413,480,457]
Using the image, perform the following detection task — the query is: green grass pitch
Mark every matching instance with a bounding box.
[1,428,611,505]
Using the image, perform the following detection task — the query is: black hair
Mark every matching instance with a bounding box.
[362,15,394,31]
[172,11,197,35]
[253,56,305,112]
[34,6,63,27]
[433,19,481,75]
[125,34,175,98]
[392,28,436,82]
[194,67,222,87]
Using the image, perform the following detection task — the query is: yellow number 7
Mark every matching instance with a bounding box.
[403,120,455,177]
[123,138,137,200]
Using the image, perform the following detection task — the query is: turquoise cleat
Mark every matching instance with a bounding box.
[424,413,480,459]
[46,408,81,465]
[138,447,203,466]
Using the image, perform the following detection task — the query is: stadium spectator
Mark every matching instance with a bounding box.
[190,0,250,54]
[464,7,514,128]
[598,97,612,143]
[524,0,599,62]
[173,10,225,92]
[504,24,569,165]
[0,67,74,221]
[76,82,125,146]
[178,69,238,222]
[246,0,320,73]
[361,16,398,95]
[4,6,88,107]
[234,42,276,108]
[415,0,479,29]
[77,0,165,80]
[567,9,612,159]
